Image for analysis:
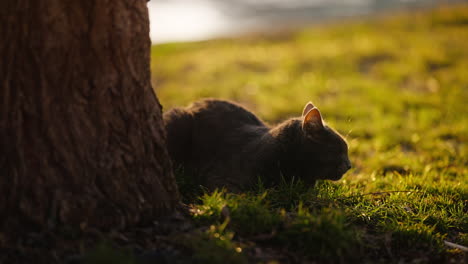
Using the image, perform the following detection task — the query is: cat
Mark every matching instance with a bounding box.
[164,99,351,191]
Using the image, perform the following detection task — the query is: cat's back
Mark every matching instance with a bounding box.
[163,99,267,166]
[187,99,264,127]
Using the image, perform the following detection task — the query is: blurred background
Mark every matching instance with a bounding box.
[149,0,467,178]
[148,0,464,43]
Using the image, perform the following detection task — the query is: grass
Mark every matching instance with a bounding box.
[151,4,468,263]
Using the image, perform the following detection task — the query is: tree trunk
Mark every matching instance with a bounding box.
[0,0,179,233]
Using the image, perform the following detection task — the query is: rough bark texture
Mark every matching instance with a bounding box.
[0,0,179,232]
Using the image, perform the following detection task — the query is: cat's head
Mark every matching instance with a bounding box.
[280,102,351,183]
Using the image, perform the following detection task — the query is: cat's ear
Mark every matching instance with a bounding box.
[302,102,315,117]
[302,107,324,132]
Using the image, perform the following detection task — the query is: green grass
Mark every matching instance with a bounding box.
[152,5,468,263]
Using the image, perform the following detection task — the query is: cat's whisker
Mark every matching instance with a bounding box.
[345,128,354,139]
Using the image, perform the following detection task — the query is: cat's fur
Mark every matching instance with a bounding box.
[164,99,351,191]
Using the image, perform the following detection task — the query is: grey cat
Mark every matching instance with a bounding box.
[164,99,351,191]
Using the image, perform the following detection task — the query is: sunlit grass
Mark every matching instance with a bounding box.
[152,4,468,263]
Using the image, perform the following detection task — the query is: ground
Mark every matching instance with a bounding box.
[150,4,467,264]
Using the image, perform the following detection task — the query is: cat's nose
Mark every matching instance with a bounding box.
[346,160,352,170]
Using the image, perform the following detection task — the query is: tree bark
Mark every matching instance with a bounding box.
[0,0,178,232]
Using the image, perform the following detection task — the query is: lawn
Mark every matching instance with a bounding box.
[150,5,467,263]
